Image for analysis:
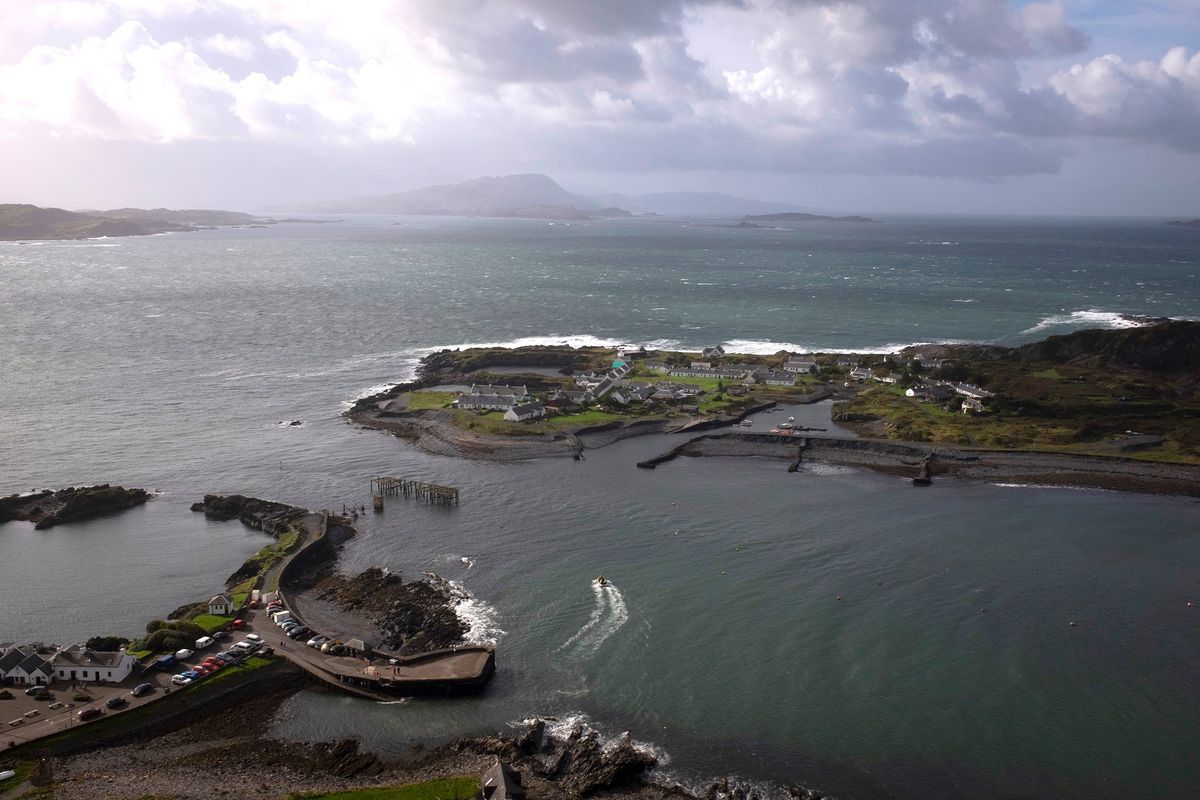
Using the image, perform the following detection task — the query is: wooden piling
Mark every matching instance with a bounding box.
[370,477,460,507]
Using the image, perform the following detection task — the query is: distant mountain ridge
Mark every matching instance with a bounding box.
[264,173,626,220]
[265,174,830,220]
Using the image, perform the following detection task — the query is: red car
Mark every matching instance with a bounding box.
[231,619,246,630]
[77,707,103,721]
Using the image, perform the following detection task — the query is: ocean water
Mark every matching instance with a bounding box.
[2,215,1199,799]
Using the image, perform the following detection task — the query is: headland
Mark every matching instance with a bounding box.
[347,321,1200,493]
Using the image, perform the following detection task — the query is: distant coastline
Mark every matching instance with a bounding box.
[0,204,329,242]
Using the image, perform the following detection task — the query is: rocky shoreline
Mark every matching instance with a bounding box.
[649,432,1200,497]
[25,674,831,800]
[0,484,152,529]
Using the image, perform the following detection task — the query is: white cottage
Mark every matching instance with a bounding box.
[52,645,137,684]
[208,594,233,615]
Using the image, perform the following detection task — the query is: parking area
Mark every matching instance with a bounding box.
[0,669,172,748]
[0,635,272,749]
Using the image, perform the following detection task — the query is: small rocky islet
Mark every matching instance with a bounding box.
[0,484,152,529]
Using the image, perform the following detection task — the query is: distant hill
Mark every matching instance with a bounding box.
[586,191,816,218]
[1166,219,1200,228]
[0,204,274,241]
[742,212,878,224]
[264,173,630,220]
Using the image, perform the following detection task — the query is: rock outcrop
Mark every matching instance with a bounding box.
[310,566,468,654]
[190,494,309,534]
[0,484,152,529]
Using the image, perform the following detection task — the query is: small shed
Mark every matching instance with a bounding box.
[208,594,233,616]
[481,759,525,800]
[344,638,372,657]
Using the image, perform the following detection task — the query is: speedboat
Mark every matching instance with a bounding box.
[595,575,609,587]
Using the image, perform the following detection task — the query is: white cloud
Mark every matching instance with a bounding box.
[0,0,1196,177]
[200,33,254,60]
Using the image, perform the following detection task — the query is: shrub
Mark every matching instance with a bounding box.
[72,692,90,702]
[0,689,12,699]
[85,635,130,651]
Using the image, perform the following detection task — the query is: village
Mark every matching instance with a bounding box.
[442,343,995,427]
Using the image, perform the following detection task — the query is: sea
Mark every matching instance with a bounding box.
[2,214,1199,800]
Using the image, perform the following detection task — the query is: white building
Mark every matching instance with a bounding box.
[784,358,820,374]
[504,403,547,422]
[51,645,137,684]
[455,394,519,411]
[208,594,233,615]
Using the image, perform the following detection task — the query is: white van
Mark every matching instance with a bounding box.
[270,609,290,622]
[194,636,215,650]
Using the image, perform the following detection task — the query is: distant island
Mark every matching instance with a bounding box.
[1166,218,1200,228]
[263,173,634,221]
[740,212,878,225]
[264,173,852,222]
[0,204,320,242]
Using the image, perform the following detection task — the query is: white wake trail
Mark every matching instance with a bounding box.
[559,582,629,657]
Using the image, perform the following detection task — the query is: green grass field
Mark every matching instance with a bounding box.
[406,391,457,410]
[291,776,479,800]
[189,614,234,634]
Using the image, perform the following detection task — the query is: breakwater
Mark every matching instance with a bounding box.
[636,431,1200,496]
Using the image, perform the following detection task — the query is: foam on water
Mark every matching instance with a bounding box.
[426,574,505,646]
[1021,309,1154,334]
[559,581,629,657]
[421,335,684,352]
[721,338,975,355]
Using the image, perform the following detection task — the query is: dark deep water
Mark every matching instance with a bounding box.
[2,215,1199,799]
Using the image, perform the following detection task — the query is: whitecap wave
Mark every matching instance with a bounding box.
[1021,309,1153,335]
[426,573,505,645]
[721,338,974,355]
[559,580,629,657]
[419,334,683,352]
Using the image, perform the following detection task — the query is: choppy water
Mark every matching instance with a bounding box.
[2,216,1199,799]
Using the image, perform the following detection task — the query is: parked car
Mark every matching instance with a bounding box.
[287,626,311,640]
[215,651,236,662]
[105,696,128,709]
[320,640,343,653]
[178,670,200,680]
[77,707,103,721]
[245,633,262,642]
[307,636,330,648]
[212,631,229,641]
[130,683,154,697]
[24,685,48,696]
[231,619,246,630]
[174,648,194,660]
[170,674,193,686]
[194,636,215,650]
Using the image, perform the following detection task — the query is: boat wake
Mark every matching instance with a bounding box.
[559,580,629,657]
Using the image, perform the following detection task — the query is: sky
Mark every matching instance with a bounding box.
[0,0,1197,215]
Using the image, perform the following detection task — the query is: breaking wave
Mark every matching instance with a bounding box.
[1021,309,1155,335]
